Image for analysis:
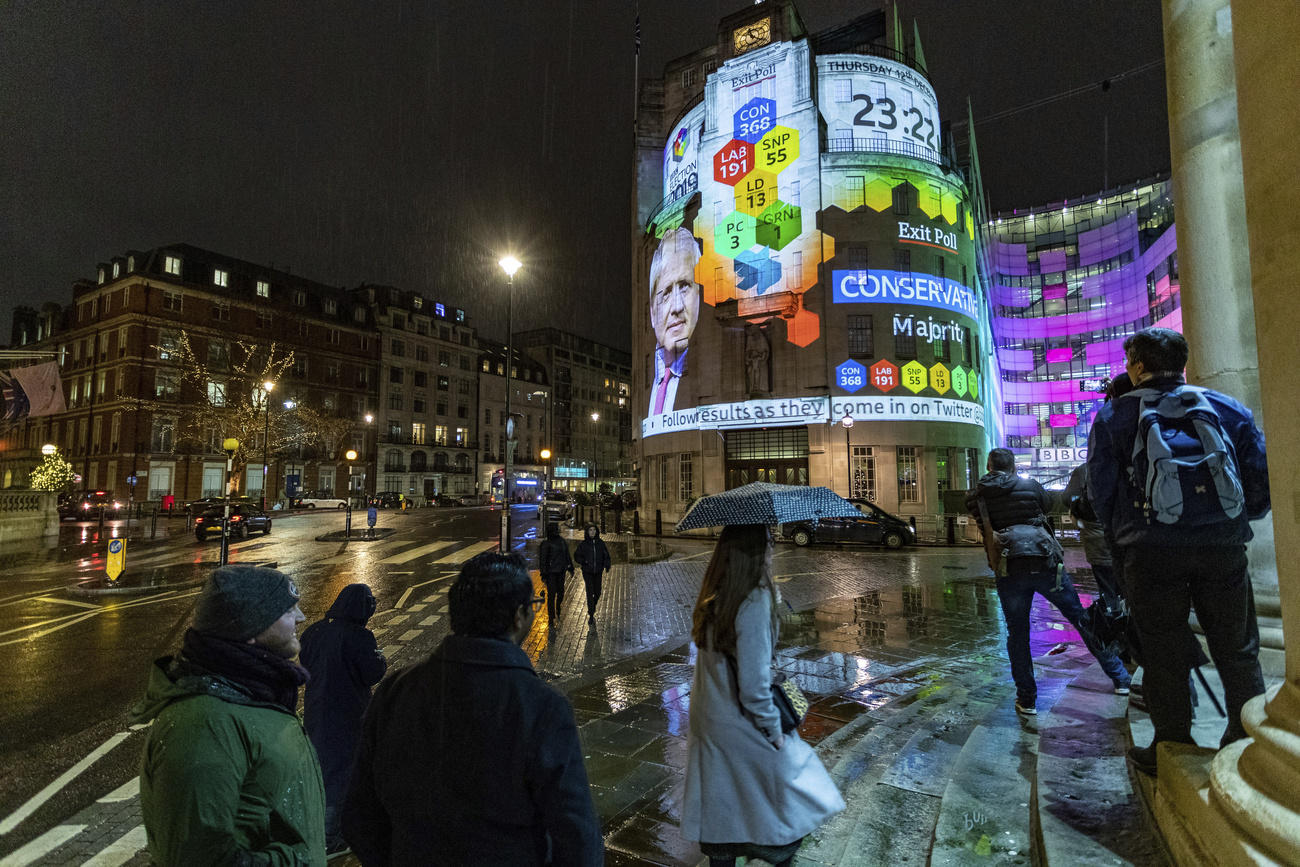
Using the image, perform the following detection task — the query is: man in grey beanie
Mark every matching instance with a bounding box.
[133,565,327,865]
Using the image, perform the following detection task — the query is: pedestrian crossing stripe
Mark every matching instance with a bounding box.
[431,539,498,565]
[378,540,455,565]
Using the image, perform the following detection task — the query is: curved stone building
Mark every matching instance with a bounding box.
[633,1,998,527]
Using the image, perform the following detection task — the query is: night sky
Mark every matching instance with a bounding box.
[0,1,1167,351]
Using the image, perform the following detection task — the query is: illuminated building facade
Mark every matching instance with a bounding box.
[633,1,999,526]
[985,177,1178,485]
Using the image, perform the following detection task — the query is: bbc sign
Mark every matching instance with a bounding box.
[1036,447,1088,464]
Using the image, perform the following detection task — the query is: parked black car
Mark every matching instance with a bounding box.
[432,493,464,507]
[369,491,403,508]
[61,490,123,520]
[782,499,915,549]
[186,496,255,517]
[194,504,273,541]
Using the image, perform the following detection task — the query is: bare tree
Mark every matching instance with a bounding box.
[135,331,357,492]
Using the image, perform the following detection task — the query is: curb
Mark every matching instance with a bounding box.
[314,528,398,542]
[66,574,207,597]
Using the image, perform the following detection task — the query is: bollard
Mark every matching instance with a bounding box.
[345,505,352,539]
[946,515,956,545]
[151,509,158,539]
[633,510,641,535]
[655,509,662,536]
[600,506,607,534]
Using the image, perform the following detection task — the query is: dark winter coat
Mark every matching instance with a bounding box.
[965,471,1053,531]
[1087,375,1270,547]
[538,534,573,575]
[574,532,611,577]
[341,634,602,866]
[300,585,387,812]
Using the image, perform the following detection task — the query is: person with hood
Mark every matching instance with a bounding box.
[537,521,573,628]
[133,565,325,866]
[342,552,602,866]
[573,523,612,626]
[966,448,1130,716]
[301,583,388,857]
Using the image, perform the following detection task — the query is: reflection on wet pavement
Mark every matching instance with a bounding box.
[572,556,1111,866]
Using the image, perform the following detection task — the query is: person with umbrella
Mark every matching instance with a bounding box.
[680,523,844,867]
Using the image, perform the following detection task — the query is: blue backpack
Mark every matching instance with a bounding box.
[1127,385,1245,526]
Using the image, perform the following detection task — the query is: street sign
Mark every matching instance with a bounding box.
[106,538,126,581]
[125,474,138,486]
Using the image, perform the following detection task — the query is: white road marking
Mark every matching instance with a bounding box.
[82,824,147,866]
[432,540,497,565]
[387,614,409,626]
[408,604,426,611]
[0,731,133,835]
[395,573,458,608]
[419,615,441,627]
[96,777,139,803]
[676,550,713,561]
[380,540,453,566]
[398,630,421,642]
[0,824,86,865]
[32,596,101,610]
[0,589,203,648]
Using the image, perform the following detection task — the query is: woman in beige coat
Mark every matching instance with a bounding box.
[681,524,844,866]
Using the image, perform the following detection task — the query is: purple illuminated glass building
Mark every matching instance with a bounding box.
[984,177,1178,485]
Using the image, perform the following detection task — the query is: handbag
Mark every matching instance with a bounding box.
[727,656,808,733]
[771,671,809,733]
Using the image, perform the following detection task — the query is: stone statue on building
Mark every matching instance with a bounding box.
[745,324,771,394]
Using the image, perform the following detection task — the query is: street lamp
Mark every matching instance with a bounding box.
[41,443,56,457]
[589,412,600,492]
[363,414,374,503]
[499,255,521,552]
[220,437,240,566]
[840,413,854,498]
[260,381,274,510]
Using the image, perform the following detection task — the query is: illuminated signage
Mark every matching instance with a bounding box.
[897,221,958,254]
[832,396,984,428]
[832,269,977,317]
[643,397,829,438]
[818,56,942,163]
[1037,447,1088,463]
[662,104,704,203]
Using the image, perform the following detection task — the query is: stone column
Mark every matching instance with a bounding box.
[1157,1,1300,861]
[1162,0,1281,663]
[1214,0,1300,859]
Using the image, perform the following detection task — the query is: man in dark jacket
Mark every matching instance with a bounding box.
[537,521,573,628]
[342,552,602,866]
[301,583,387,857]
[1088,327,1268,775]
[573,523,612,626]
[133,565,325,866]
[967,449,1131,716]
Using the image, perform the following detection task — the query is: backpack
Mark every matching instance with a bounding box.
[996,521,1064,567]
[1127,385,1245,526]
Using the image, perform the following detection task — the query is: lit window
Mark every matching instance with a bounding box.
[412,422,426,444]
[294,290,306,306]
[214,268,228,287]
[112,262,121,279]
[324,299,337,314]
[256,280,270,298]
[164,255,182,276]
[207,381,227,407]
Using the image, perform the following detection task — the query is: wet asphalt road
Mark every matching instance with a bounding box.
[0,504,528,853]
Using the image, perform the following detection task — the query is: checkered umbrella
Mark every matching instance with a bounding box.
[675,482,862,532]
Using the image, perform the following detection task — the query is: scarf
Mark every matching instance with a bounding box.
[176,628,310,713]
